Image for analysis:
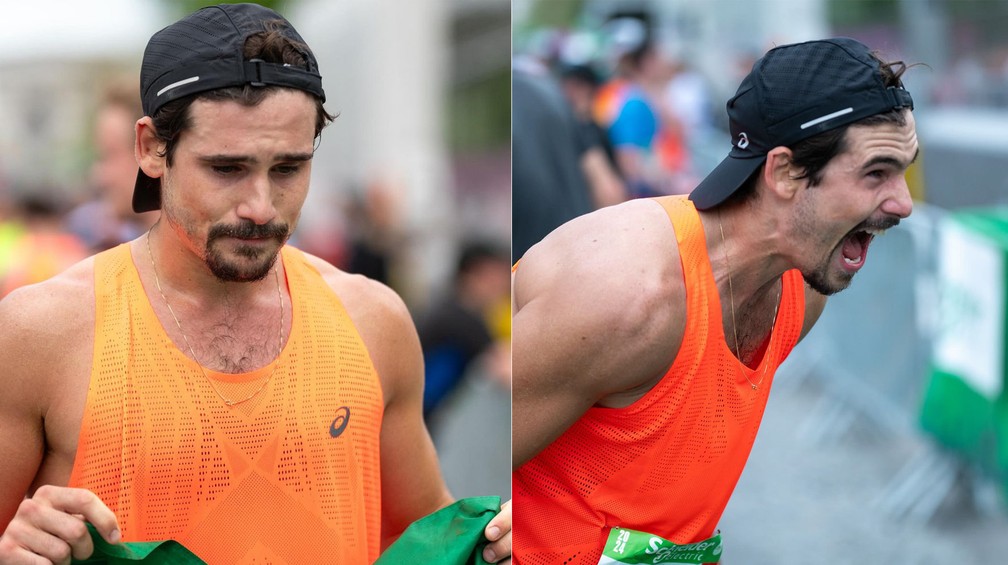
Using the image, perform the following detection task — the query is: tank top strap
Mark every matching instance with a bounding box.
[652,195,710,290]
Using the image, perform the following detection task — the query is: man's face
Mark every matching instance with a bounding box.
[789,111,918,295]
[92,105,138,218]
[160,89,317,282]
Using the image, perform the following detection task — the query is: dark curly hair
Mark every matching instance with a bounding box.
[727,53,911,205]
[152,21,335,166]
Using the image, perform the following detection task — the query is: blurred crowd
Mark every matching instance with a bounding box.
[512,16,728,259]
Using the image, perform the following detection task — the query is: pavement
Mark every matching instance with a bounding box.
[718,367,1008,565]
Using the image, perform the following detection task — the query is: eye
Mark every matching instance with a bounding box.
[212,164,241,175]
[866,169,887,180]
[273,164,302,175]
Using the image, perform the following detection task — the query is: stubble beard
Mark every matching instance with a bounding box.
[204,220,290,282]
[802,249,853,296]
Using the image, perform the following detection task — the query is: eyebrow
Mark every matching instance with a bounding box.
[860,147,920,172]
[198,152,315,165]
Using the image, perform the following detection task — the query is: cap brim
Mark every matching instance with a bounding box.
[688,153,766,210]
[132,168,161,213]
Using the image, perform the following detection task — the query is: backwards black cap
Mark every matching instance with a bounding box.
[133,2,326,213]
[689,37,913,210]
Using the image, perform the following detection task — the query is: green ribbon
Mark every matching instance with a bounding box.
[599,527,722,564]
[376,496,501,565]
[71,524,205,564]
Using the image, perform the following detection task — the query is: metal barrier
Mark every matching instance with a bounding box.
[774,202,1005,522]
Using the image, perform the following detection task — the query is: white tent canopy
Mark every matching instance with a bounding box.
[0,0,170,63]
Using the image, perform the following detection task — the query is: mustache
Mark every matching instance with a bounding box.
[854,215,901,233]
[207,220,289,241]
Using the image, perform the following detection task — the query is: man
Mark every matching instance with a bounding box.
[512,53,595,261]
[593,18,684,198]
[0,4,510,564]
[557,63,627,210]
[417,240,511,421]
[66,78,158,253]
[513,38,917,563]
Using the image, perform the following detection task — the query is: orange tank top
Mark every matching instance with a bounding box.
[513,196,805,564]
[69,244,383,564]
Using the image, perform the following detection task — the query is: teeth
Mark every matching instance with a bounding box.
[844,255,861,265]
[863,228,885,236]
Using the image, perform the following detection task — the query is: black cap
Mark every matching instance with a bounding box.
[133,3,325,213]
[689,37,914,210]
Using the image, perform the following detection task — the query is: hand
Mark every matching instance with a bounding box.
[482,499,511,564]
[0,485,120,564]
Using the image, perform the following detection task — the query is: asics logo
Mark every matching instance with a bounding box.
[329,406,351,438]
[737,132,750,149]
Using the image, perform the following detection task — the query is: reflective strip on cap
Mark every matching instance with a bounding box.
[800,107,854,129]
[157,76,200,97]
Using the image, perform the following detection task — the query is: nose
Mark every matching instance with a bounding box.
[880,175,913,219]
[236,175,277,225]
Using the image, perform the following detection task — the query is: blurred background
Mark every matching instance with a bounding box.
[514,0,1008,563]
[0,0,510,502]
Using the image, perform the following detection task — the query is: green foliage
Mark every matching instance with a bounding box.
[828,0,899,26]
[448,68,511,152]
[166,0,289,18]
[526,0,585,28]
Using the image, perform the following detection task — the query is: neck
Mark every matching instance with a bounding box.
[141,220,284,307]
[701,201,789,306]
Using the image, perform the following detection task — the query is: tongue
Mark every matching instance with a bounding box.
[842,233,865,262]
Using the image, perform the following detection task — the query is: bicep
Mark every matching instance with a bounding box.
[0,298,46,527]
[378,359,452,547]
[0,396,43,527]
[511,293,615,468]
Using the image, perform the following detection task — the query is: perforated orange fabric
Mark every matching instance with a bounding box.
[513,196,805,564]
[69,244,383,564]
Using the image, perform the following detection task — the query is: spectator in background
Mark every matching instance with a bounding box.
[416,240,511,424]
[66,78,158,252]
[558,63,627,208]
[1,190,88,297]
[663,51,718,178]
[343,178,403,286]
[513,52,594,260]
[593,18,688,197]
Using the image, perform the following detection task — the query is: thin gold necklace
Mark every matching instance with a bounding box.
[718,211,780,391]
[145,228,283,406]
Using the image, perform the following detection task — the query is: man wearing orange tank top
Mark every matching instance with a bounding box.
[0,4,510,564]
[513,38,918,564]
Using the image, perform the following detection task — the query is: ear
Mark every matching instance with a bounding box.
[135,117,166,180]
[762,146,802,202]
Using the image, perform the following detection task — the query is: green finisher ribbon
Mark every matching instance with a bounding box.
[71,524,206,564]
[376,496,501,565]
[598,527,722,564]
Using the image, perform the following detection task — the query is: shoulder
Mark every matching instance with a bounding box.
[0,257,97,403]
[296,250,419,400]
[515,199,686,396]
[297,250,412,328]
[517,198,683,315]
[1,257,96,344]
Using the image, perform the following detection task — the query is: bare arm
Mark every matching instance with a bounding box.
[512,201,684,467]
[316,260,510,562]
[580,147,627,209]
[0,272,120,563]
[0,288,49,529]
